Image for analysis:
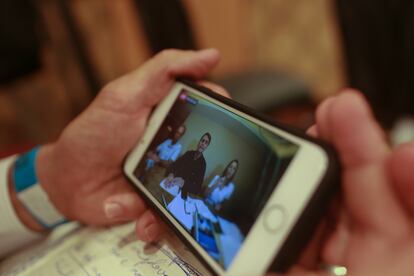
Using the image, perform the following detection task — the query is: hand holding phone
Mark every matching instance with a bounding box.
[124,81,339,275]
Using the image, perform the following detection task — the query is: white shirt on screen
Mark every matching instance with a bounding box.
[157,139,182,162]
[205,175,235,206]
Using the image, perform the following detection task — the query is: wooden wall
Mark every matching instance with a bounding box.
[0,0,344,151]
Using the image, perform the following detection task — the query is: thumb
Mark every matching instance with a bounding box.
[326,91,409,235]
[137,48,220,107]
[389,142,414,215]
[100,48,220,113]
[103,193,146,223]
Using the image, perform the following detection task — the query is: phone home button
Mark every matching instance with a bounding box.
[263,205,286,233]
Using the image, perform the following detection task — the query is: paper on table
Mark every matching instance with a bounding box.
[0,222,210,276]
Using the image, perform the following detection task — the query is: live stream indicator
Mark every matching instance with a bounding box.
[179,92,198,105]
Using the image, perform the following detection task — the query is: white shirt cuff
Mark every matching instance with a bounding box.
[0,156,42,259]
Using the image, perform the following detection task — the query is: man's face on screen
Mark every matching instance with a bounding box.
[197,134,210,153]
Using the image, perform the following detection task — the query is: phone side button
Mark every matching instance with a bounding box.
[263,205,286,233]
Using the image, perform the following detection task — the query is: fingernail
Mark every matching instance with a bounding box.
[145,224,159,242]
[104,202,123,219]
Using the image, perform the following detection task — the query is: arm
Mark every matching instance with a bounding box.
[165,150,188,177]
[223,182,235,200]
[189,158,206,196]
[159,141,181,168]
[164,154,187,187]
[213,182,235,210]
[204,175,219,196]
[153,140,170,164]
[169,144,182,163]
[208,175,219,188]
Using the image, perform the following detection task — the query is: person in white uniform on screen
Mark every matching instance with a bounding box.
[204,159,238,210]
[145,125,186,171]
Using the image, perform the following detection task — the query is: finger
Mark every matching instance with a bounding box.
[135,209,164,242]
[196,80,231,98]
[321,207,350,266]
[329,90,389,167]
[327,90,409,236]
[306,124,318,137]
[389,142,414,215]
[114,48,219,109]
[315,96,335,141]
[140,49,219,107]
[160,48,220,79]
[295,217,328,270]
[104,192,147,222]
[70,176,148,226]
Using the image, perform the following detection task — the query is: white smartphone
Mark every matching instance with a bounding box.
[124,80,339,275]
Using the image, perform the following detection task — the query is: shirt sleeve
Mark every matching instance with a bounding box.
[0,156,42,259]
[169,144,182,162]
[165,150,188,176]
[156,139,169,153]
[192,158,206,195]
[224,182,235,200]
[208,175,219,188]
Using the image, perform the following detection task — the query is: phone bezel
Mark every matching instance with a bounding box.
[124,81,339,275]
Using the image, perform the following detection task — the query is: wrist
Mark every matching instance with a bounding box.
[8,163,45,232]
[11,145,68,230]
[37,143,78,222]
[36,143,71,218]
[36,144,57,201]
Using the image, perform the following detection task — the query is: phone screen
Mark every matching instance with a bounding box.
[133,88,300,269]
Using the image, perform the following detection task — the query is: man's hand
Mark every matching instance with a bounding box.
[164,173,175,188]
[280,90,414,276]
[33,49,220,242]
[146,151,160,162]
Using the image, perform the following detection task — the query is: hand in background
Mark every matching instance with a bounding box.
[172,177,185,188]
[164,173,175,188]
[146,151,160,163]
[34,49,221,242]
[280,90,414,276]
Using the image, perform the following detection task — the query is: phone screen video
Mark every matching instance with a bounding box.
[133,89,299,269]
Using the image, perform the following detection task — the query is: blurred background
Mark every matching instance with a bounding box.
[1,0,413,155]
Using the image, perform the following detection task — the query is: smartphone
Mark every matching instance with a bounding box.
[124,80,339,275]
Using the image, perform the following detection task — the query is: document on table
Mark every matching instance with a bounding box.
[0,222,210,276]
